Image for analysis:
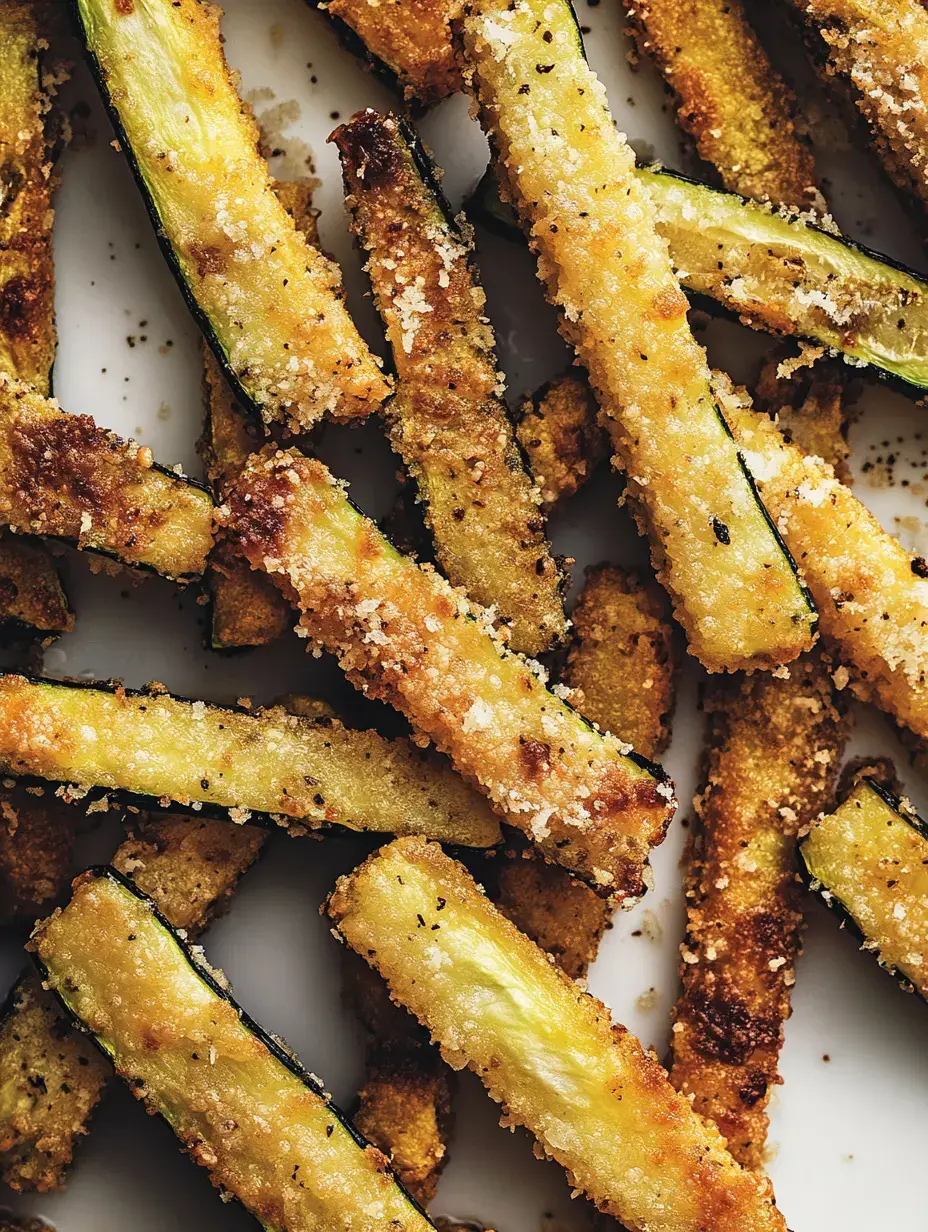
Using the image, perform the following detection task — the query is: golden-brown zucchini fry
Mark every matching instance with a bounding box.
[786,0,928,219]
[669,655,848,1169]
[0,813,265,1191]
[334,111,566,657]
[495,566,675,979]
[313,0,461,106]
[226,447,675,895]
[0,780,77,927]
[327,838,788,1232]
[623,0,819,207]
[0,536,72,644]
[515,372,608,511]
[715,374,928,741]
[461,0,817,673]
[754,349,850,479]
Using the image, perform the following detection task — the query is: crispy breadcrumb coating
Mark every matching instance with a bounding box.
[0,536,72,643]
[515,372,608,511]
[670,655,849,1169]
[754,349,851,480]
[333,111,566,656]
[624,0,820,207]
[0,780,77,926]
[461,0,816,672]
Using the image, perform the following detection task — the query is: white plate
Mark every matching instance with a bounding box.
[3,3,928,1229]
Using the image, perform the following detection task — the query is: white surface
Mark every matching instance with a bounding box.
[2,2,928,1229]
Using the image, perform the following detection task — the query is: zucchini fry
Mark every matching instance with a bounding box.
[0,780,78,926]
[669,656,848,1169]
[0,674,501,848]
[496,567,675,978]
[311,0,461,107]
[31,869,433,1231]
[461,0,816,673]
[800,777,928,1000]
[0,536,72,644]
[333,111,566,656]
[0,375,214,581]
[623,0,819,207]
[715,376,928,741]
[0,812,265,1191]
[327,838,787,1232]
[786,0,928,218]
[754,348,850,479]
[226,447,675,895]
[515,372,608,511]
[75,0,390,430]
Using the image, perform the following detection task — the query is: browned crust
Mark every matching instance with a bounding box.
[754,347,851,481]
[624,0,820,208]
[325,0,462,105]
[669,654,849,1168]
[515,371,608,511]
[333,111,566,656]
[226,446,675,897]
[0,780,77,926]
[0,534,71,639]
[0,374,214,580]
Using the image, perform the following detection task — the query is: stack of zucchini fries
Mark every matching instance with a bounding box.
[0,0,927,1227]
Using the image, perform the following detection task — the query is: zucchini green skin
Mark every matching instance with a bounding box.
[469,166,928,396]
[799,777,928,1002]
[0,673,501,848]
[30,867,434,1232]
[73,0,390,431]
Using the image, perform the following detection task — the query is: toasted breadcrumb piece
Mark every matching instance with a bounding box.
[515,372,608,511]
[0,813,265,1191]
[320,0,461,106]
[0,780,78,926]
[755,348,851,480]
[670,655,848,1169]
[716,373,928,741]
[334,111,566,657]
[496,566,676,978]
[461,0,816,673]
[624,0,820,208]
[328,837,789,1232]
[226,447,675,896]
[788,0,928,218]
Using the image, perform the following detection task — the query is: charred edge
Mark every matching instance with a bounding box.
[71,1,270,428]
[223,462,294,564]
[686,987,781,1066]
[30,865,435,1227]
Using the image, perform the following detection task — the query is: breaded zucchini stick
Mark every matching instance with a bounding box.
[226,447,675,895]
[0,813,265,1191]
[0,376,214,581]
[460,0,816,673]
[515,372,608,511]
[0,538,72,645]
[327,838,788,1232]
[0,780,78,926]
[496,566,675,978]
[800,776,928,999]
[311,0,461,106]
[715,375,928,741]
[786,0,928,218]
[198,177,320,649]
[0,674,501,848]
[623,0,819,207]
[333,111,566,656]
[75,0,390,429]
[669,656,848,1169]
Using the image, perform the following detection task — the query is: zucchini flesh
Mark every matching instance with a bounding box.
[75,0,390,430]
[670,656,848,1169]
[30,868,434,1232]
[227,447,675,895]
[715,375,928,741]
[0,673,500,847]
[800,778,928,999]
[327,838,787,1232]
[786,0,928,216]
[495,565,674,978]
[333,111,566,657]
[623,0,819,207]
[515,371,607,511]
[312,0,461,107]
[0,375,214,580]
[0,813,266,1192]
[472,166,928,395]
[461,0,815,673]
